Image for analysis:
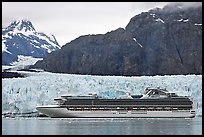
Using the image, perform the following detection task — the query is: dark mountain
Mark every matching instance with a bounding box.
[2,20,61,65]
[31,3,202,76]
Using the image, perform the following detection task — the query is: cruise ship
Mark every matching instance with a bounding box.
[36,87,197,118]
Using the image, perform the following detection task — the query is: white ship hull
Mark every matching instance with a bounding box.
[36,105,196,118]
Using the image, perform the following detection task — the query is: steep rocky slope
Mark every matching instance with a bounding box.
[32,3,202,76]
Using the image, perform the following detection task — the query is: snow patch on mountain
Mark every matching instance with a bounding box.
[10,55,43,70]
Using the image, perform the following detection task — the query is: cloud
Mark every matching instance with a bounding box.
[175,2,202,8]
[2,2,201,46]
[162,2,202,10]
[130,2,169,13]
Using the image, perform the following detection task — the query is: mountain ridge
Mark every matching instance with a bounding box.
[2,20,61,65]
[31,3,202,76]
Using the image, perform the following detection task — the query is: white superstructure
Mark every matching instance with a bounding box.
[36,88,197,118]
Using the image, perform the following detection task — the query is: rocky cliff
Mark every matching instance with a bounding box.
[31,3,202,76]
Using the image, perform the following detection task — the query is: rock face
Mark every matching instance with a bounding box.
[2,20,61,65]
[31,3,202,76]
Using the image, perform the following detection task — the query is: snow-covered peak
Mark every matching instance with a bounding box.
[3,20,36,34]
[2,20,61,65]
[15,20,36,32]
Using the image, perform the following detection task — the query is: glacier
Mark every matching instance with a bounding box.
[2,71,202,117]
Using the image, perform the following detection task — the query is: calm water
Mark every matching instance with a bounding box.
[2,117,202,135]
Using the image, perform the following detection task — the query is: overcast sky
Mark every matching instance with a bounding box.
[2,2,201,46]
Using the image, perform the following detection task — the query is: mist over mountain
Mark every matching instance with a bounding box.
[31,3,202,76]
[2,20,61,65]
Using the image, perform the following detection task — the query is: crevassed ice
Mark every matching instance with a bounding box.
[2,72,202,116]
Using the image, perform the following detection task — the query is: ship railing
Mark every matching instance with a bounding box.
[60,104,192,111]
[59,104,192,107]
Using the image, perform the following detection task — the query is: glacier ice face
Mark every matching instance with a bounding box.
[2,71,202,116]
